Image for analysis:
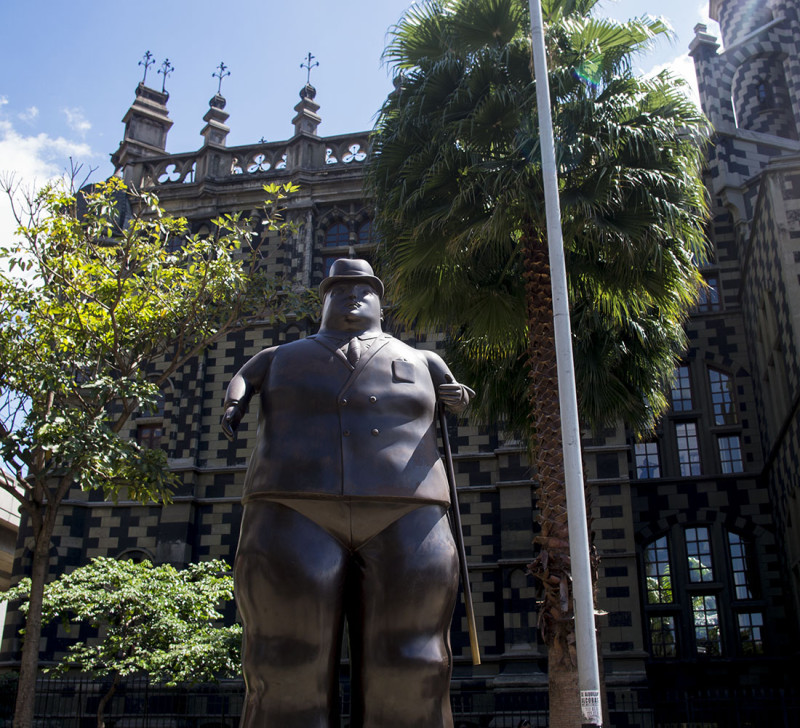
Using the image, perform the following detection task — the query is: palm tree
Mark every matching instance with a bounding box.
[368,0,709,725]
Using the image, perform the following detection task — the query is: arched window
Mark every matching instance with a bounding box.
[324,223,350,247]
[357,220,372,245]
[136,389,168,450]
[756,80,772,109]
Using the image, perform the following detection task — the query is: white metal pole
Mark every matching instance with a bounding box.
[527,1,602,725]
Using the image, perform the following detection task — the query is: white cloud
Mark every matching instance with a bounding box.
[697,0,714,26]
[640,2,723,113]
[62,107,92,136]
[647,53,702,108]
[0,116,93,255]
[695,0,723,48]
[18,106,39,123]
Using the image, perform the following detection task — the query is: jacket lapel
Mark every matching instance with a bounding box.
[308,334,351,369]
[339,334,393,396]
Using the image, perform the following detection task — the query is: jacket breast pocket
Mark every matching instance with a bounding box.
[392,359,416,383]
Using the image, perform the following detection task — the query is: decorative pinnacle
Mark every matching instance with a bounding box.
[213,62,231,95]
[158,58,174,94]
[301,52,319,85]
[139,50,155,85]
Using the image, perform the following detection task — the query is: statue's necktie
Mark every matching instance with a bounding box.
[346,336,361,366]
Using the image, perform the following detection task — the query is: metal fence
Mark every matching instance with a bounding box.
[0,675,797,727]
[647,687,800,728]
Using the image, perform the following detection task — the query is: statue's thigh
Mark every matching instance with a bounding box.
[235,500,349,642]
[350,505,458,727]
[235,501,348,728]
[357,505,458,632]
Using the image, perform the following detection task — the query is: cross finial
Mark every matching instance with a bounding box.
[139,50,155,85]
[300,52,319,85]
[158,58,174,94]
[213,62,231,95]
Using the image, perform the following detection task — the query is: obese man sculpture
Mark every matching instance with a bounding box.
[221,259,472,728]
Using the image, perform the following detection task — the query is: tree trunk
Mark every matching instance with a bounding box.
[96,672,121,728]
[523,231,595,728]
[12,520,54,728]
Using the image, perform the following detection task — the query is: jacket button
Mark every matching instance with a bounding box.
[341,399,348,406]
[371,428,380,436]
[369,396,377,403]
[343,430,351,437]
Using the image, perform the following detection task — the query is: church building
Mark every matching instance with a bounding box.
[2,0,799,724]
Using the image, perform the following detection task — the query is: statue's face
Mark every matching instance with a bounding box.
[321,281,382,332]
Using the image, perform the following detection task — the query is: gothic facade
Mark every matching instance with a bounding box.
[2,0,799,721]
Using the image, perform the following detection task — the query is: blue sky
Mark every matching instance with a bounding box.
[0,0,719,237]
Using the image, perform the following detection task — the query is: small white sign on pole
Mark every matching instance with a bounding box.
[581,690,602,725]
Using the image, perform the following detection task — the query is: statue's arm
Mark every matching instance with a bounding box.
[221,347,276,441]
[423,351,474,414]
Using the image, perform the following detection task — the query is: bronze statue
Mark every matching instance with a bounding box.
[221,259,472,728]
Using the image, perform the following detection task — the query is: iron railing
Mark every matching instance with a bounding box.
[0,676,797,728]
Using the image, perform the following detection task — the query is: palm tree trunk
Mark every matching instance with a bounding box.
[523,229,588,728]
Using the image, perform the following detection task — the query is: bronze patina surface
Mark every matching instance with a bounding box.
[222,259,471,728]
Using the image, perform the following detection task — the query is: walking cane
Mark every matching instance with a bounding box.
[438,404,481,666]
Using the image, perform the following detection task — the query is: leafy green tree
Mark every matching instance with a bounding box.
[368,0,709,723]
[0,176,316,728]
[1,557,241,728]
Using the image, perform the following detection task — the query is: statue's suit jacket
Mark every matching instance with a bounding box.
[232,333,454,505]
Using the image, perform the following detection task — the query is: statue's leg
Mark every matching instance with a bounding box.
[348,504,459,728]
[235,500,348,728]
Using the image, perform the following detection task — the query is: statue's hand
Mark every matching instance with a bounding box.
[221,405,243,441]
[438,382,473,414]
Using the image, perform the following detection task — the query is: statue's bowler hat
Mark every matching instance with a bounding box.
[320,258,384,299]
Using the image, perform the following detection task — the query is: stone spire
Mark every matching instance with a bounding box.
[200,94,230,147]
[286,84,325,169]
[111,82,174,182]
[292,83,322,137]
